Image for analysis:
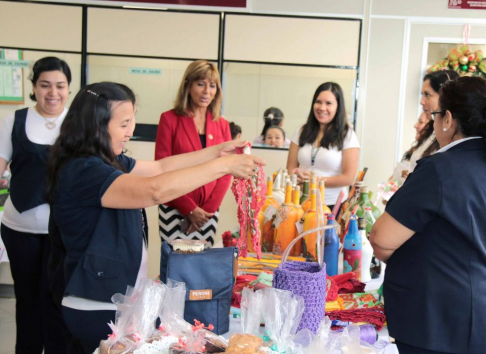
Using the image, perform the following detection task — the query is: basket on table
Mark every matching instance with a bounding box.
[273,189,337,334]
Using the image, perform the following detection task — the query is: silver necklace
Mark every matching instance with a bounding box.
[35,106,60,130]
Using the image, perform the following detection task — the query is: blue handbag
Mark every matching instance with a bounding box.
[160,242,237,334]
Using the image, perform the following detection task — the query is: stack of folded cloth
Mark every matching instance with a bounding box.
[326,291,386,330]
[326,272,366,302]
[325,273,386,331]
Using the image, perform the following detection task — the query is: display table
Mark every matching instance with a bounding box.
[223,276,398,353]
[225,317,398,354]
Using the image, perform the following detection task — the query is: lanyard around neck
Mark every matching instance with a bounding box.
[311,146,321,166]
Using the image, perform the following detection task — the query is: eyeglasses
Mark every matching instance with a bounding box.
[430,110,445,120]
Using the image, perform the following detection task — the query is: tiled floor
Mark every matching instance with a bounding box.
[0,297,16,354]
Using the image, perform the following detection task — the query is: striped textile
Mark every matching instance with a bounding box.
[158,204,218,246]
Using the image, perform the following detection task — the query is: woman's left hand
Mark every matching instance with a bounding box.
[187,206,214,231]
[292,167,311,184]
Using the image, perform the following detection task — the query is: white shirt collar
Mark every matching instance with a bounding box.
[436,136,483,153]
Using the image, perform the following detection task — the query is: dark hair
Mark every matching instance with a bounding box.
[298,82,348,150]
[265,125,286,140]
[439,76,486,138]
[409,70,461,158]
[29,56,72,101]
[229,122,242,140]
[46,82,136,204]
[423,70,459,93]
[259,107,284,137]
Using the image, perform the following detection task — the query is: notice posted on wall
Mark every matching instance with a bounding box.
[449,0,486,9]
[0,49,25,105]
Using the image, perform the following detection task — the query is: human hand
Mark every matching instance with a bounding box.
[217,140,250,157]
[401,170,409,179]
[292,167,310,184]
[187,207,213,230]
[0,179,7,189]
[223,154,266,179]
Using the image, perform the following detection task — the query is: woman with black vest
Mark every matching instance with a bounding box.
[0,57,71,353]
[371,76,486,354]
[46,82,264,353]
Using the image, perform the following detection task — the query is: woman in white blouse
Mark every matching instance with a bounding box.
[0,57,71,353]
[287,82,360,208]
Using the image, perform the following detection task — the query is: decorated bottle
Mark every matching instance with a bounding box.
[324,214,339,276]
[355,186,381,234]
[290,186,304,256]
[358,217,372,282]
[343,215,362,279]
[300,178,310,204]
[291,174,298,188]
[302,175,318,213]
[272,171,285,205]
[259,177,280,252]
[318,180,332,215]
[273,182,298,255]
[339,181,364,240]
[302,189,318,261]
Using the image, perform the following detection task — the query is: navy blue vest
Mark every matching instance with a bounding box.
[63,207,143,302]
[9,108,50,213]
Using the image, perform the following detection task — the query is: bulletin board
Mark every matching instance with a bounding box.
[0,48,25,104]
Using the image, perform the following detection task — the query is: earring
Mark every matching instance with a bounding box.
[443,128,448,132]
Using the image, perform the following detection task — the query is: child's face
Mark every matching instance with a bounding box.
[265,128,285,147]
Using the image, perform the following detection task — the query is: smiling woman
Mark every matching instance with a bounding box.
[155,60,232,246]
[108,100,136,156]
[45,81,264,352]
[286,82,360,209]
[0,56,72,353]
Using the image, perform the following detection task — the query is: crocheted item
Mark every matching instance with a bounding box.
[325,272,366,301]
[231,144,266,259]
[273,261,327,334]
[326,308,386,330]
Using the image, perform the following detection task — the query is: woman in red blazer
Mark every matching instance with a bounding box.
[155,60,231,245]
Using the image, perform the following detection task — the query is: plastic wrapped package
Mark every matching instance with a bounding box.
[199,329,227,353]
[158,279,192,336]
[340,325,379,354]
[225,334,263,353]
[288,317,340,354]
[261,287,305,352]
[100,286,139,354]
[240,288,264,336]
[131,279,167,342]
[100,279,167,353]
[169,329,206,354]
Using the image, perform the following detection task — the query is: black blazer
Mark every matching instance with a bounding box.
[385,138,486,353]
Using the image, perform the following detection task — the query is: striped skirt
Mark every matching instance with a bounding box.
[158,204,218,246]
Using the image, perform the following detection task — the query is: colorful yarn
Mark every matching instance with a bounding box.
[359,324,377,345]
[231,143,266,259]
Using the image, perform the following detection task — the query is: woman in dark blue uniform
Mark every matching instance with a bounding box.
[0,57,71,354]
[45,81,265,353]
[371,76,486,354]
